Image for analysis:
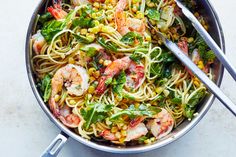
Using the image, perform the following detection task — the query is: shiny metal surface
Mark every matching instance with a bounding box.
[25,0,225,155]
[176,0,236,81]
[152,30,236,116]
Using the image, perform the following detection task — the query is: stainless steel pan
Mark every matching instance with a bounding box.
[25,0,225,156]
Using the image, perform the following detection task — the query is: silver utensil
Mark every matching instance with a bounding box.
[148,22,236,116]
[175,0,236,81]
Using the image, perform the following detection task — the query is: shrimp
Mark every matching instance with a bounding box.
[48,0,67,20]
[115,0,145,35]
[146,108,174,139]
[58,106,80,128]
[125,62,145,91]
[96,56,132,94]
[100,130,117,141]
[32,31,46,55]
[125,123,148,141]
[49,64,89,127]
[71,0,90,6]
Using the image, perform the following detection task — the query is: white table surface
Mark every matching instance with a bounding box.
[0,0,235,156]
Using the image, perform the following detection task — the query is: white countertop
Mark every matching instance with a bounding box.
[0,0,235,156]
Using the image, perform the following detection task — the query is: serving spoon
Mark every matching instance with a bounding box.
[148,22,236,116]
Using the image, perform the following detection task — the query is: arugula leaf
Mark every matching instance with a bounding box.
[41,20,65,42]
[112,71,126,97]
[146,8,160,21]
[72,17,94,28]
[81,103,113,130]
[38,74,52,102]
[41,11,74,42]
[80,46,97,57]
[73,33,93,44]
[39,12,53,24]
[184,89,206,119]
[120,32,143,45]
[110,104,161,120]
[203,50,216,62]
[171,97,182,104]
[97,37,118,52]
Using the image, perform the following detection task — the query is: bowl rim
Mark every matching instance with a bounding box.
[25,0,225,154]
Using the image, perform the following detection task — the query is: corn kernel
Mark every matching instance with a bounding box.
[93,2,100,8]
[107,4,113,10]
[111,126,118,133]
[150,137,156,142]
[69,100,76,105]
[134,103,140,108]
[132,6,138,12]
[88,86,95,94]
[155,87,164,94]
[86,33,95,42]
[146,35,151,41]
[107,15,113,22]
[99,59,104,64]
[197,61,204,69]
[187,37,194,43]
[132,0,140,3]
[121,130,127,136]
[68,57,75,64]
[144,139,151,144]
[119,137,126,143]
[88,68,96,75]
[194,80,200,87]
[91,13,97,19]
[122,125,127,130]
[163,89,170,97]
[136,11,144,19]
[54,94,60,102]
[80,28,87,35]
[105,118,112,125]
[93,20,100,26]
[93,71,100,78]
[147,2,155,7]
[103,60,112,66]
[115,132,121,139]
[87,94,92,100]
[89,76,95,82]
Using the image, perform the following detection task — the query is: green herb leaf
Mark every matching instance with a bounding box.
[73,17,94,28]
[81,103,113,130]
[39,12,53,24]
[80,46,97,57]
[112,71,126,97]
[73,33,93,44]
[120,32,143,45]
[97,37,118,52]
[146,8,160,21]
[39,74,52,102]
[110,104,161,120]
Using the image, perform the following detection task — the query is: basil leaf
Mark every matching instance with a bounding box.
[120,32,143,45]
[146,8,160,21]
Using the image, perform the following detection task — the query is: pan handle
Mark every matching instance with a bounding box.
[41,132,69,157]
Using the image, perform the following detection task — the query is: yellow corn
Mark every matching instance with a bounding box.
[119,137,126,143]
[187,37,194,43]
[93,2,100,8]
[86,33,95,42]
[88,86,95,94]
[136,11,144,19]
[107,4,113,10]
[163,89,170,97]
[144,139,151,144]
[111,126,118,133]
[156,87,164,94]
[115,132,121,139]
[93,71,100,78]
[132,6,138,12]
[99,59,104,64]
[88,68,96,75]
[89,76,95,83]
[80,28,87,35]
[54,94,60,102]
[121,130,127,136]
[197,61,204,69]
[91,13,97,19]
[68,57,75,64]
[122,125,127,130]
[147,2,155,7]
[93,20,100,26]
[134,103,140,108]
[103,60,112,66]
[194,80,200,87]
[69,100,76,105]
